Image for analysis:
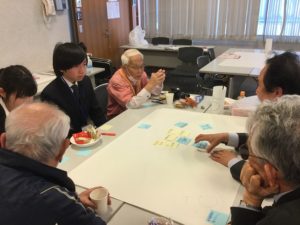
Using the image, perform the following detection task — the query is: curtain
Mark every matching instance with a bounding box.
[258,0,300,43]
[139,0,260,41]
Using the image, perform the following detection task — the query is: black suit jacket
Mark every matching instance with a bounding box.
[0,105,6,134]
[41,76,106,135]
[230,133,248,182]
[230,187,300,225]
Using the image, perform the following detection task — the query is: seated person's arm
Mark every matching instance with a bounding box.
[144,69,165,96]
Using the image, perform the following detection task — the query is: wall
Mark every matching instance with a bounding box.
[0,0,71,73]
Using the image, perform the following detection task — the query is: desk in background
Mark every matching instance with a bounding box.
[120,44,214,68]
[200,48,267,98]
[34,67,105,96]
[60,99,246,225]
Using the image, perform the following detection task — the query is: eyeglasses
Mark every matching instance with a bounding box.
[238,143,269,162]
[128,64,144,70]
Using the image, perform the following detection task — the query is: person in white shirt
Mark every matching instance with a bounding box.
[107,49,165,119]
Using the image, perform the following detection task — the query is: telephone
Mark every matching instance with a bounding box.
[42,0,56,16]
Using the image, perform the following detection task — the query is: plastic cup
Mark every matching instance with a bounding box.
[166,93,174,106]
[89,187,108,216]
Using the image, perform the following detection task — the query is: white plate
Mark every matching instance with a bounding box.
[70,135,102,147]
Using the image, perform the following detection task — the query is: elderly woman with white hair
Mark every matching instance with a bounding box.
[107,49,165,119]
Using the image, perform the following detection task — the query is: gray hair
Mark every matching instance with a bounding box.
[121,49,143,65]
[5,102,70,164]
[247,95,300,184]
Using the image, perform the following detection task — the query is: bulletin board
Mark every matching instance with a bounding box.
[69,109,247,225]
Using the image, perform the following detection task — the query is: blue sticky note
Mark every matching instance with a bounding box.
[143,102,156,108]
[175,122,188,128]
[177,137,192,145]
[60,156,70,164]
[200,123,213,130]
[76,149,93,157]
[138,123,151,129]
[206,210,229,225]
[193,141,208,149]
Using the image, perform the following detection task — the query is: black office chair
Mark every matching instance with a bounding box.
[90,57,115,86]
[151,37,170,45]
[172,38,192,45]
[196,55,229,96]
[94,83,108,117]
[204,48,216,61]
[166,47,204,94]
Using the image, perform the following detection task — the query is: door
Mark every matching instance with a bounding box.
[72,0,131,68]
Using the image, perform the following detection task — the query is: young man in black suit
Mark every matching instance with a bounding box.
[194,51,300,182]
[41,42,106,135]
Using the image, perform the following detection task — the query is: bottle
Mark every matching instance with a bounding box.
[237,91,246,100]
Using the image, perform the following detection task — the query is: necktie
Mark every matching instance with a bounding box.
[71,84,80,101]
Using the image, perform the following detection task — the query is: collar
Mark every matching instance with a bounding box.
[273,186,300,206]
[0,98,9,116]
[0,148,75,192]
[61,76,78,88]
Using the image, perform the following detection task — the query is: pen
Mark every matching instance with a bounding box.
[151,100,165,104]
[101,132,116,136]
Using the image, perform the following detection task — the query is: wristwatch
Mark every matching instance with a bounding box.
[239,200,262,211]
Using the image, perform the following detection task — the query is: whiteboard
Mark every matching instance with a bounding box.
[219,52,266,69]
[69,109,247,225]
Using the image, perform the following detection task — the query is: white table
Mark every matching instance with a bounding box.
[34,67,105,96]
[64,101,247,225]
[199,48,268,98]
[121,44,214,68]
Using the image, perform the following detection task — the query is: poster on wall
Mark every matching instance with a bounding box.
[76,0,82,7]
[106,0,120,19]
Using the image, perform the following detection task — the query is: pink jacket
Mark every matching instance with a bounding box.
[107,68,148,119]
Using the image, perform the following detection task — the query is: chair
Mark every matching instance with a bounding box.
[204,48,216,61]
[151,37,170,45]
[90,57,115,86]
[195,55,213,95]
[94,83,108,116]
[166,47,204,94]
[172,38,192,45]
[196,55,229,96]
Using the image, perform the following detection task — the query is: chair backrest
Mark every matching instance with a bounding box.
[94,83,108,116]
[204,48,216,61]
[152,37,170,45]
[197,55,210,68]
[178,47,203,64]
[172,39,192,45]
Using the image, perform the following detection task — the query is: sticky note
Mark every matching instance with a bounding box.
[200,124,213,130]
[138,123,151,129]
[175,122,188,128]
[154,140,178,148]
[206,210,229,225]
[99,124,112,131]
[76,149,93,157]
[143,102,156,108]
[177,137,192,145]
[60,156,69,164]
[193,141,208,149]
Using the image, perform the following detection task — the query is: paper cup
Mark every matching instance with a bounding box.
[166,93,174,106]
[211,86,227,114]
[89,187,108,216]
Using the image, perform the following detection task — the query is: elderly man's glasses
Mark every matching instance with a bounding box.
[128,64,144,70]
[238,143,269,162]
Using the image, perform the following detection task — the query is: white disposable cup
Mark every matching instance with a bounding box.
[265,38,273,56]
[89,187,108,216]
[211,86,227,114]
[166,93,174,106]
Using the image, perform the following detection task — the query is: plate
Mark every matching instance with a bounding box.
[70,135,102,147]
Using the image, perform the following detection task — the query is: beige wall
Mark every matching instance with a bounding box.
[0,0,71,73]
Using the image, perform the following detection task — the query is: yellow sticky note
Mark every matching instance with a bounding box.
[99,124,113,131]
